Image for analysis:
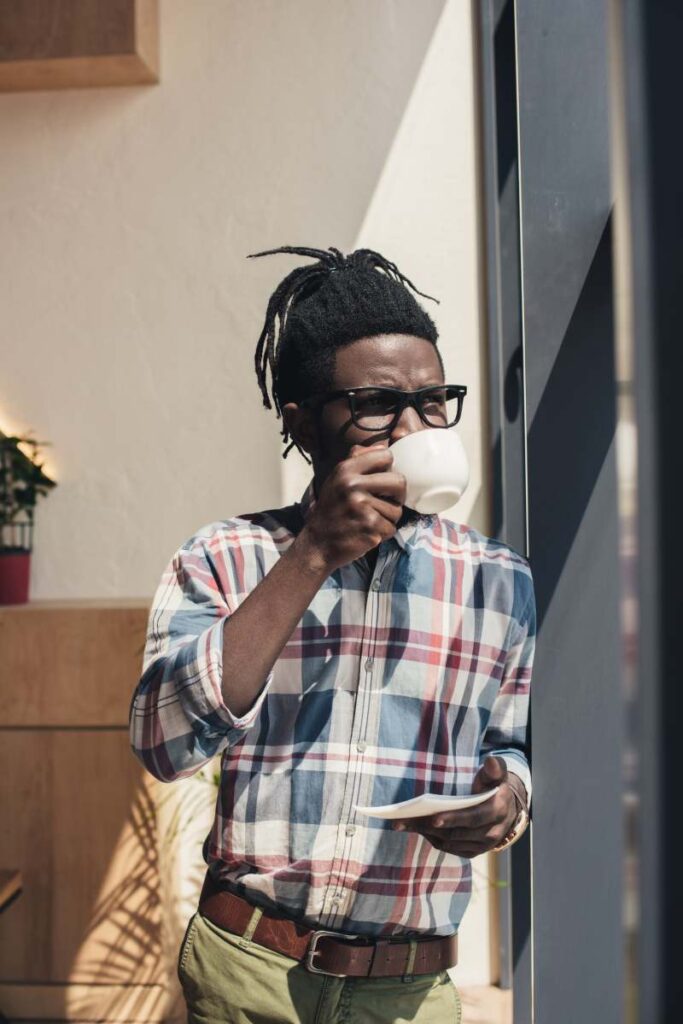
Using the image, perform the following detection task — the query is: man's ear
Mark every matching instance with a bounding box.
[282,402,320,456]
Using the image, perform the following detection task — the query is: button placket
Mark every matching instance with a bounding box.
[321,555,388,926]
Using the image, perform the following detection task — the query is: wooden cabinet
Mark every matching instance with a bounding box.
[0,600,170,1023]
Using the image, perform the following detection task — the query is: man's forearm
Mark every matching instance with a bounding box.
[220,528,331,717]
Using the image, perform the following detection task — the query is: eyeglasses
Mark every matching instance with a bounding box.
[299,384,467,432]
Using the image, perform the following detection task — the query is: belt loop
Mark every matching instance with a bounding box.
[401,939,418,983]
[237,905,263,949]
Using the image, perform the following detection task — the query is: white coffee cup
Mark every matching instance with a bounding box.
[389,427,470,514]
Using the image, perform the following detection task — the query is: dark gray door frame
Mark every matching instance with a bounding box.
[477,2,625,1021]
[475,3,531,1021]
[611,3,683,1021]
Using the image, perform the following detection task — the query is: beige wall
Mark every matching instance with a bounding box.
[1,0,489,600]
[1,0,444,599]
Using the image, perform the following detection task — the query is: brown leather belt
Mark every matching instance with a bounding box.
[198,870,458,979]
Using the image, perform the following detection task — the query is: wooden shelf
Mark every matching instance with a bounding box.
[1,598,151,611]
[0,0,159,93]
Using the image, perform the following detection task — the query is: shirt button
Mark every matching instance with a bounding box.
[345,824,356,836]
[371,579,381,591]
[365,658,374,671]
[356,740,367,753]
[331,895,342,905]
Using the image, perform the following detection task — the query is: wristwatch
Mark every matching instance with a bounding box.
[492,786,530,853]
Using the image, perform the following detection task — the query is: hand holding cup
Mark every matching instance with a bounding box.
[300,442,407,573]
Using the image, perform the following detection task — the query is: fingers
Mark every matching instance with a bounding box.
[340,464,406,527]
[394,818,492,838]
[391,820,491,858]
[345,446,394,474]
[392,794,510,834]
[429,839,486,859]
[425,826,495,842]
[368,495,404,525]
[349,441,388,457]
[341,448,407,508]
[356,471,406,499]
[427,800,508,830]
[392,818,504,858]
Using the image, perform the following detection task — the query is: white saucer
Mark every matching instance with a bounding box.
[354,786,500,820]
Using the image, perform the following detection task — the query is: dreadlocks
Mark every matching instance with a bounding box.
[248,245,442,463]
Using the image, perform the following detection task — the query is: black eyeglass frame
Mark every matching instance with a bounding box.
[298,384,468,431]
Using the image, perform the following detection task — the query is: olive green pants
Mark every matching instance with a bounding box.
[177,910,463,1024]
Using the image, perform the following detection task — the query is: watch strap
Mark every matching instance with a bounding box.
[492,803,529,852]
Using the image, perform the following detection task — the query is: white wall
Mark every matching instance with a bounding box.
[1,0,447,599]
[1,0,491,600]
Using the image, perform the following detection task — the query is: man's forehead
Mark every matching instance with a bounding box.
[332,334,444,388]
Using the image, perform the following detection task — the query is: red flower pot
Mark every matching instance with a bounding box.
[0,550,31,605]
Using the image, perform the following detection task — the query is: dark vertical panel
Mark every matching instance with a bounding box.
[480,0,527,551]
[476,2,531,1017]
[616,2,683,1020]
[516,2,624,1022]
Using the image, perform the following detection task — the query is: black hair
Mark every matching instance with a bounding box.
[248,244,442,463]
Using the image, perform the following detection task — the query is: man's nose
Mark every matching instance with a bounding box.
[390,403,428,443]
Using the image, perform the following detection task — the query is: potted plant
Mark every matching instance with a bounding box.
[0,430,56,605]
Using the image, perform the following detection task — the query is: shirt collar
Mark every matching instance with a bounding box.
[296,477,434,552]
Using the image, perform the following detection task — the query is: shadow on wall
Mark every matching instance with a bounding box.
[66,764,218,1023]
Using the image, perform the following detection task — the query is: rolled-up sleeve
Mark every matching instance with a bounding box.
[479,566,536,806]
[129,538,273,782]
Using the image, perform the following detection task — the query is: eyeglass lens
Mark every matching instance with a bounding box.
[351,387,462,430]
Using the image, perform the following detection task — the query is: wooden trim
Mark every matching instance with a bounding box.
[135,0,160,78]
[0,982,168,1022]
[0,53,157,92]
[0,1,159,93]
[1,598,150,611]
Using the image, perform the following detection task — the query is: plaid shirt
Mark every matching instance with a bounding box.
[129,479,535,938]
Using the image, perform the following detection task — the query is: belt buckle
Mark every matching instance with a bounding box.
[306,929,361,977]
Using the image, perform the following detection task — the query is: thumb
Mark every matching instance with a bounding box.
[348,441,389,459]
[472,754,507,794]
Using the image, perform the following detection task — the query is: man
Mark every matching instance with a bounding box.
[129,245,535,1024]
